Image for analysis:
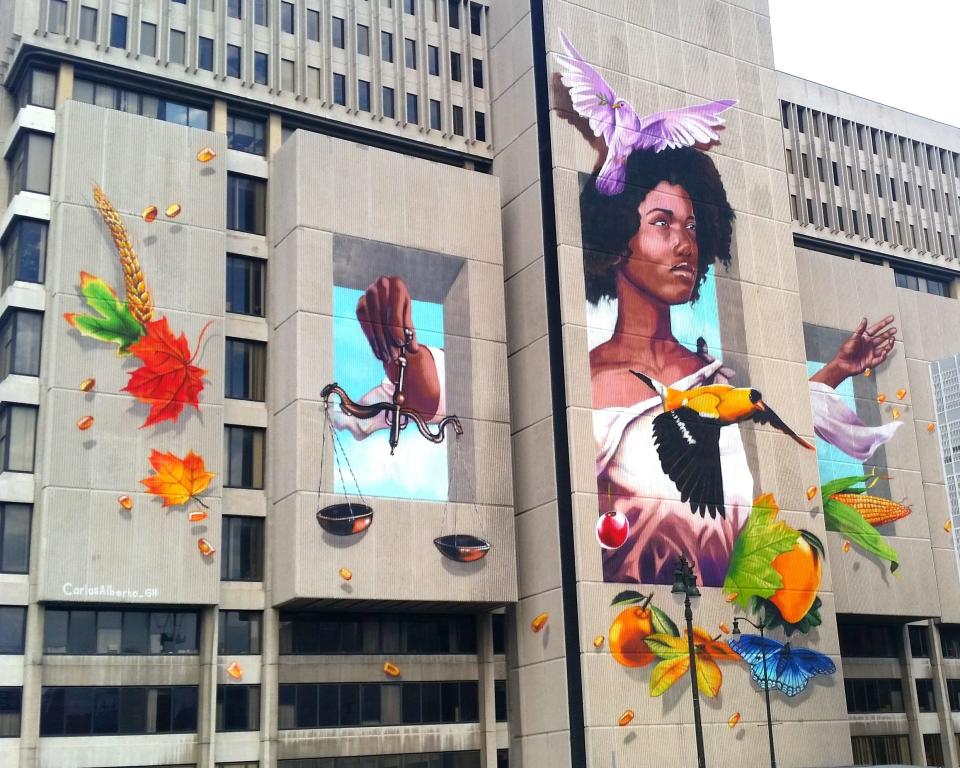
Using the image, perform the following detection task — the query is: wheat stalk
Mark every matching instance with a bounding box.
[92,185,153,325]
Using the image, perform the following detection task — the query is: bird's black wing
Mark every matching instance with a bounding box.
[751,403,815,450]
[650,407,725,518]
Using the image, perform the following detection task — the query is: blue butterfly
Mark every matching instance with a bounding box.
[728,634,836,697]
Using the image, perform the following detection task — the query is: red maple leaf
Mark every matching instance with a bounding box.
[123,317,212,428]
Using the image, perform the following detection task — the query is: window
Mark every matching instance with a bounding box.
[916,679,936,713]
[72,80,209,127]
[358,80,371,113]
[281,59,294,92]
[224,426,265,489]
[228,0,242,18]
[816,157,824,182]
[357,25,370,56]
[8,132,53,199]
[406,93,418,123]
[836,207,844,232]
[137,21,158,57]
[821,202,830,227]
[404,0,416,13]
[44,608,199,655]
[0,504,30,574]
[451,51,462,81]
[429,45,440,75]
[0,310,41,379]
[226,174,266,235]
[948,679,960,710]
[17,70,56,111]
[307,10,320,41]
[169,30,186,65]
[220,516,264,581]
[470,2,482,35]
[2,219,47,290]
[844,678,905,713]
[800,153,809,178]
[946,626,960,660]
[110,14,128,48]
[831,161,838,186]
[475,111,486,142]
[927,276,950,296]
[40,686,199,735]
[429,99,441,130]
[881,217,888,241]
[838,622,899,657]
[197,37,215,71]
[0,607,26,654]
[279,613,477,654]
[0,405,36,473]
[492,614,505,654]
[228,115,265,156]
[48,0,67,33]
[924,734,944,767]
[851,736,910,766]
[473,58,483,88]
[452,105,464,136]
[254,0,267,25]
[278,681,479,728]
[227,45,242,78]
[381,31,394,62]
[404,39,417,69]
[217,685,260,731]
[382,87,395,119]
[225,339,266,401]
[254,52,268,85]
[332,17,345,48]
[449,0,461,28]
[281,2,294,33]
[279,754,479,768]
[867,213,874,238]
[333,73,346,106]
[308,67,321,99]
[218,611,262,655]
[852,209,860,235]
[0,688,21,737]
[78,6,98,42]
[494,680,507,721]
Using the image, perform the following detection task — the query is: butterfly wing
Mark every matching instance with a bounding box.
[636,99,737,152]
[651,408,725,518]
[556,31,619,147]
[773,647,837,697]
[728,634,784,689]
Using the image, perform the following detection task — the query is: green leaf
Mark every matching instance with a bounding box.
[824,497,900,571]
[650,606,680,637]
[752,595,823,637]
[722,494,799,609]
[64,272,145,354]
[610,590,646,607]
[820,474,874,499]
[644,633,688,660]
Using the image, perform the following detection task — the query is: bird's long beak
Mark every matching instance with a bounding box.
[755,400,767,412]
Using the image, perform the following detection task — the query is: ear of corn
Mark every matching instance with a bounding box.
[93,186,153,326]
[829,492,911,526]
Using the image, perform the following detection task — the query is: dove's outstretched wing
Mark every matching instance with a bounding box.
[635,99,737,153]
[556,30,621,146]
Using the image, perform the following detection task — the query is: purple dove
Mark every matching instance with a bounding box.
[557,31,736,195]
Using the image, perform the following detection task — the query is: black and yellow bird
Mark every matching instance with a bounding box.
[632,371,814,518]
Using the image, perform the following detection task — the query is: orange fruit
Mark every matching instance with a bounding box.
[769,531,822,624]
[608,606,656,667]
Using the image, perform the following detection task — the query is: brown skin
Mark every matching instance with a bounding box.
[809,316,897,388]
[356,276,441,419]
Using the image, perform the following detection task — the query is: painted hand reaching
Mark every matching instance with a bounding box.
[356,276,441,418]
[810,316,897,389]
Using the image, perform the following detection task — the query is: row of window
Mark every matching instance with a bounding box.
[40,686,199,736]
[839,621,960,660]
[279,753,484,768]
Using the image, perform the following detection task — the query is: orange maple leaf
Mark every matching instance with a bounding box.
[140,449,215,507]
[122,317,212,428]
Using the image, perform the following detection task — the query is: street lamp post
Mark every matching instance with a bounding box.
[732,616,777,768]
[671,554,706,768]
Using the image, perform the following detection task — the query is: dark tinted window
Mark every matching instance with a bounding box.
[225,338,266,401]
[223,426,265,489]
[198,37,215,71]
[226,174,266,235]
[221,516,264,581]
[332,17,345,48]
[381,31,394,62]
[450,51,461,81]
[333,73,346,106]
[0,310,42,379]
[279,613,476,654]
[909,625,930,658]
[469,2,482,35]
[254,52,268,85]
[219,611,262,655]
[226,255,265,317]
[916,679,936,712]
[228,115,266,156]
[44,608,199,655]
[2,218,47,290]
[18,69,57,109]
[0,687,21,737]
[8,132,53,198]
[216,685,260,731]
[428,45,440,75]
[0,504,30,574]
[109,14,128,48]
[838,622,899,658]
[0,607,26,654]
[406,93,418,123]
[382,87,395,119]
[0,405,37,473]
[281,2,294,33]
[472,58,483,88]
[41,686,198,735]
[475,111,486,142]
[307,10,320,41]
[844,678,904,713]
[227,45,242,78]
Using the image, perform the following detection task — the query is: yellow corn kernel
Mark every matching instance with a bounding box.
[142,205,158,223]
[946,520,954,534]
[593,635,604,649]
[806,485,818,501]
[117,495,133,510]
[728,712,741,728]
[618,709,634,727]
[80,378,96,392]
[77,416,94,431]
[928,422,937,433]
[842,540,852,553]
[196,147,216,163]
[831,493,911,526]
[383,661,401,677]
[226,661,243,679]
[897,388,907,400]
[877,394,887,404]
[531,613,549,633]
[165,203,182,218]
[339,567,353,581]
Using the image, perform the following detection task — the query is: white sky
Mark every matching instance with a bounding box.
[768,0,960,129]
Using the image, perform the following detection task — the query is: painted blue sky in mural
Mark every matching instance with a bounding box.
[807,360,865,483]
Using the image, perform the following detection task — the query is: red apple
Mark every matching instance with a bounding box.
[596,510,629,550]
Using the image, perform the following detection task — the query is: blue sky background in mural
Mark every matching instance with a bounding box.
[807,360,865,483]
[586,265,722,357]
[332,286,448,500]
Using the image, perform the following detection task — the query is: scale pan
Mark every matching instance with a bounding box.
[433,534,491,562]
[316,503,374,536]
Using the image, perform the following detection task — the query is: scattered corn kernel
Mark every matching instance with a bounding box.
[877,394,887,404]
[928,422,937,433]
[719,623,731,635]
[226,661,243,680]
[891,408,901,420]
[141,205,158,223]
[897,388,907,400]
[165,203,182,218]
[806,485,818,501]
[383,662,401,677]
[77,415,94,431]
[188,510,207,522]
[531,613,549,633]
[339,567,353,581]
[198,538,215,556]
[80,378,96,392]
[725,592,738,603]
[618,709,634,727]
[842,540,852,553]
[728,712,741,728]
[196,147,216,163]
[593,635,604,649]
[117,495,133,510]
[946,520,954,534]
[864,368,871,377]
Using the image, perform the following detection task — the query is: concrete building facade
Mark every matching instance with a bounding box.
[0,1,959,768]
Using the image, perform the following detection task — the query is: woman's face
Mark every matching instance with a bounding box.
[619,181,699,306]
